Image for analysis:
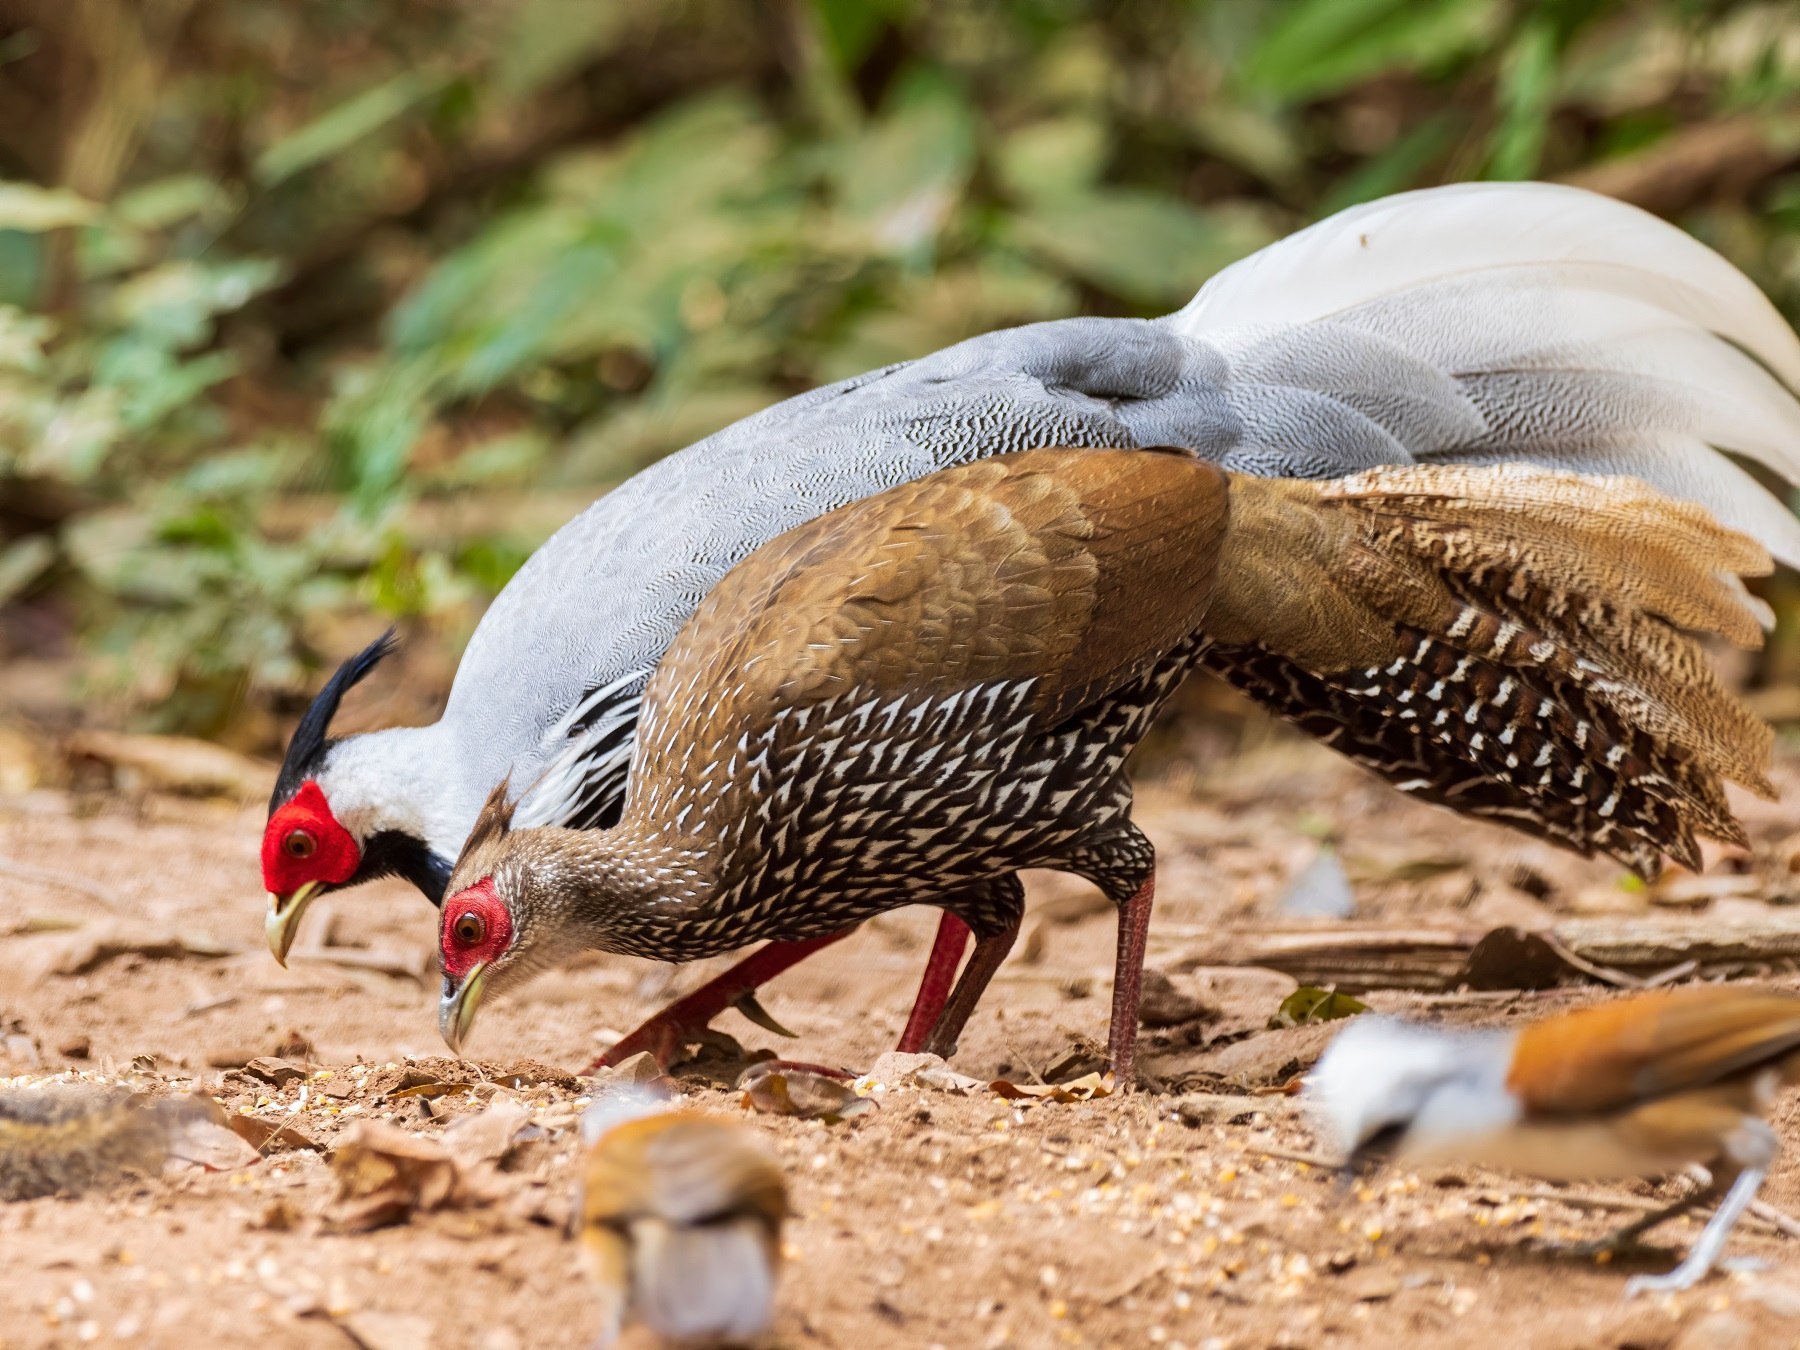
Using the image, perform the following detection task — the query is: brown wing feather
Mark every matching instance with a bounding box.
[1202,465,1773,877]
[639,448,1230,759]
[1508,986,1800,1116]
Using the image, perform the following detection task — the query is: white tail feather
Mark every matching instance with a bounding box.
[1167,182,1800,566]
[1172,182,1800,386]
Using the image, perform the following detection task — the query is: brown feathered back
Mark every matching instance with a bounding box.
[1204,464,1774,876]
[1508,986,1800,1116]
[633,448,1231,794]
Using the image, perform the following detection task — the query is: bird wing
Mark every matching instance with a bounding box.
[635,447,1231,762]
[1507,987,1800,1117]
[1201,464,1773,876]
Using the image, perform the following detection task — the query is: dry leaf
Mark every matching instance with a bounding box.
[989,1072,1113,1102]
[328,1121,494,1231]
[443,1100,534,1166]
[862,1052,984,1095]
[166,1109,264,1174]
[738,1063,874,1121]
[1267,986,1368,1029]
[226,1114,323,1154]
[64,728,276,800]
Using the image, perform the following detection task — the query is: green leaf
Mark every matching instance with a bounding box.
[1244,0,1501,100]
[0,535,53,606]
[832,75,976,260]
[255,73,444,187]
[1008,191,1273,308]
[0,183,97,232]
[1486,20,1559,180]
[1269,987,1369,1030]
[112,175,239,231]
[497,0,631,99]
[1319,114,1462,214]
[996,117,1109,202]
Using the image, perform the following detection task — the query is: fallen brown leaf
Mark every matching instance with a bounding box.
[443,1100,535,1166]
[989,1072,1113,1103]
[738,1063,875,1121]
[328,1121,495,1232]
[226,1114,323,1154]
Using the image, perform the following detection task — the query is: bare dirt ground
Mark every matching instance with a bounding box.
[5,739,1800,1349]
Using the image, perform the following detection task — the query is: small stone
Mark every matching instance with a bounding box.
[58,1036,90,1060]
[1174,1093,1257,1128]
[1342,1268,1402,1302]
[867,1051,944,1083]
[1136,969,1215,1028]
[253,1197,302,1232]
[604,1051,667,1085]
[242,1057,308,1087]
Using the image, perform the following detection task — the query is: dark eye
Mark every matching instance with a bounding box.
[453,912,486,947]
[284,829,316,860]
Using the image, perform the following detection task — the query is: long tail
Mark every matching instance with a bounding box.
[1209,464,1775,877]
[1165,182,1800,568]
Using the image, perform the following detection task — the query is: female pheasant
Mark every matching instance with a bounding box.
[437,449,1773,1085]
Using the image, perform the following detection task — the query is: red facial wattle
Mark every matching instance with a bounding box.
[262,780,360,894]
[441,878,513,982]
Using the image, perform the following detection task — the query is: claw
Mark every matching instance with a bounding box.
[732,990,799,1039]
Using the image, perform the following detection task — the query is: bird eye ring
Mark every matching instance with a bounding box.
[453,912,486,947]
[283,829,316,859]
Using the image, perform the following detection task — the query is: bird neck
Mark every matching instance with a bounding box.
[534,826,721,961]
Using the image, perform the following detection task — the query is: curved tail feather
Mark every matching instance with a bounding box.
[1211,464,1775,877]
[1167,183,1800,567]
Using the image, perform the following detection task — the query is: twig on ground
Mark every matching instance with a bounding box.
[0,856,125,913]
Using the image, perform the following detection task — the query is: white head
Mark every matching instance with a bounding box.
[1306,1014,1522,1170]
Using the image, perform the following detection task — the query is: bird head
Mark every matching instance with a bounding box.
[436,780,560,1055]
[263,630,452,964]
[1304,1014,1519,1174]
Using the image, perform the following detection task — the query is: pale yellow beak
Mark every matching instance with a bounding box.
[265,881,322,966]
[439,962,488,1056]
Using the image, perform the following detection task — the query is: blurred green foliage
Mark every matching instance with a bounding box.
[0,0,1798,737]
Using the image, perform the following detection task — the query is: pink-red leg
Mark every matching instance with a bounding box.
[589,911,979,1072]
[921,923,1019,1060]
[1107,873,1155,1090]
[590,933,852,1071]
[896,912,973,1053]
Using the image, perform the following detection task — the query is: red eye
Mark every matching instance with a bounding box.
[284,829,316,859]
[453,911,486,947]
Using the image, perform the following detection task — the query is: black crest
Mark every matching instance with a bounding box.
[270,628,399,814]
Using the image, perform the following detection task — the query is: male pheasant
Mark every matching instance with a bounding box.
[436,449,1773,1085]
[267,184,1800,1068]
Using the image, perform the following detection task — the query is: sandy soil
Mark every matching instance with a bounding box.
[4,741,1800,1349]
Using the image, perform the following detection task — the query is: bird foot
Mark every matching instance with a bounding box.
[1624,1268,1706,1298]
